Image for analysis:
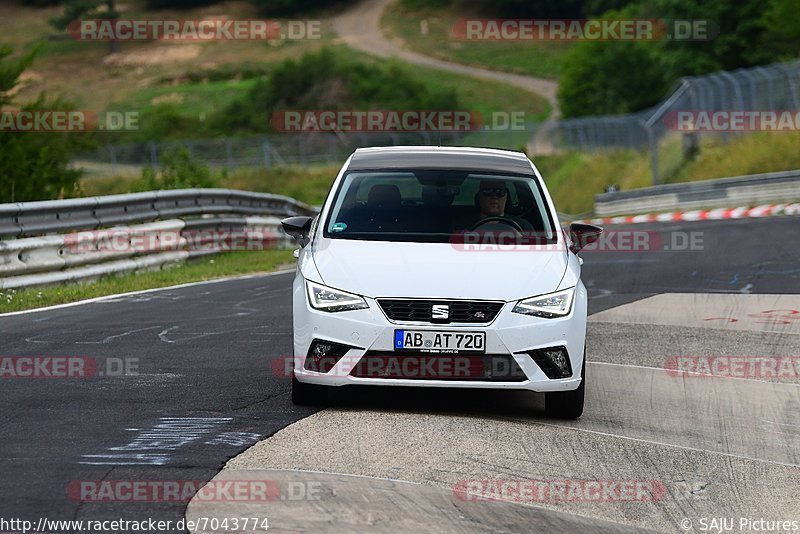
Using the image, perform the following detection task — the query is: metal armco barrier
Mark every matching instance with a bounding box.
[594,169,800,217]
[0,189,316,290]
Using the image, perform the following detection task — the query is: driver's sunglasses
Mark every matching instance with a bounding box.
[479,187,507,198]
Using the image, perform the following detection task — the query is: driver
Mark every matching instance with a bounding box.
[461,179,534,231]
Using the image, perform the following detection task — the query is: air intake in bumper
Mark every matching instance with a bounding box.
[349,352,527,381]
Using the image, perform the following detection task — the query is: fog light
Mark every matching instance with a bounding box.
[305,339,356,373]
[546,349,569,373]
[526,346,572,379]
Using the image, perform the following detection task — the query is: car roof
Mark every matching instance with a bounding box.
[347,146,535,176]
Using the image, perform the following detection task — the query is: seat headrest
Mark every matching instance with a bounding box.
[367,184,401,209]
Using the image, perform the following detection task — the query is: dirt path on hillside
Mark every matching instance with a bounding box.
[330,0,560,152]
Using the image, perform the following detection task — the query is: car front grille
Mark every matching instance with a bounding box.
[377,299,504,324]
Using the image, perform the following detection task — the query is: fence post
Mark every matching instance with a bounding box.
[639,119,659,185]
[108,144,117,176]
[329,134,337,163]
[299,136,307,167]
[148,142,158,169]
[709,75,731,143]
[721,71,745,110]
[776,64,800,108]
[225,138,234,171]
[684,81,700,158]
[262,139,272,168]
[754,66,774,108]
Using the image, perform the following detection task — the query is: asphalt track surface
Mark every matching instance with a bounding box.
[2,216,799,532]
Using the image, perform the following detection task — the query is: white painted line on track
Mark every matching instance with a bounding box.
[0,269,296,318]
[516,418,800,469]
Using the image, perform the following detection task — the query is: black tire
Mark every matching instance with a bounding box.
[291,374,328,406]
[544,356,585,419]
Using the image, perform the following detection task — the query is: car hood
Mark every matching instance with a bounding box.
[311,238,568,301]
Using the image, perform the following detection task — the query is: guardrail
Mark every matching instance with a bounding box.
[594,169,800,217]
[0,189,316,290]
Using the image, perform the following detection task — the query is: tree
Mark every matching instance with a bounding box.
[51,0,120,54]
[250,0,341,16]
[0,45,91,203]
[558,39,669,118]
[215,47,459,134]
[133,147,220,191]
[0,45,38,108]
[653,0,771,75]
[758,0,800,62]
[21,0,64,5]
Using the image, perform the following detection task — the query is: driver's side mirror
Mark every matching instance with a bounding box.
[281,216,313,247]
[569,223,603,254]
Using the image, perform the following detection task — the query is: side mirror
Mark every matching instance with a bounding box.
[281,216,313,247]
[569,223,603,254]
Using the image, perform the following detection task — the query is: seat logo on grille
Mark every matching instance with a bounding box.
[431,304,450,319]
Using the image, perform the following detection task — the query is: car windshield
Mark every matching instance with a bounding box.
[324,170,557,243]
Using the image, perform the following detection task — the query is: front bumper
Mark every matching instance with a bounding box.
[291,276,587,392]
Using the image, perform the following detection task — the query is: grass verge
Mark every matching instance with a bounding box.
[381,1,570,80]
[534,130,800,215]
[2,1,334,111]
[0,248,294,314]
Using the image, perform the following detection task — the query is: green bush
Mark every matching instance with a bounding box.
[215,47,460,134]
[0,44,93,203]
[133,147,221,191]
[249,0,341,16]
[135,104,208,142]
[19,0,64,6]
[558,38,669,117]
[177,64,269,85]
[145,0,222,8]
[399,0,451,8]
[0,102,89,202]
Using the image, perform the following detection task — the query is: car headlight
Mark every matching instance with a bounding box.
[512,288,575,318]
[306,280,369,312]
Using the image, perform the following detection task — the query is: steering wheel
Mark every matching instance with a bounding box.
[469,216,524,233]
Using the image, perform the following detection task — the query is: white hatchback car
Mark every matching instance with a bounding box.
[282,146,602,418]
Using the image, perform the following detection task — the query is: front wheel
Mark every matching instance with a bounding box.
[544,356,585,419]
[292,374,328,406]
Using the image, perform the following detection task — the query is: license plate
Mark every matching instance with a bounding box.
[394,330,486,353]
